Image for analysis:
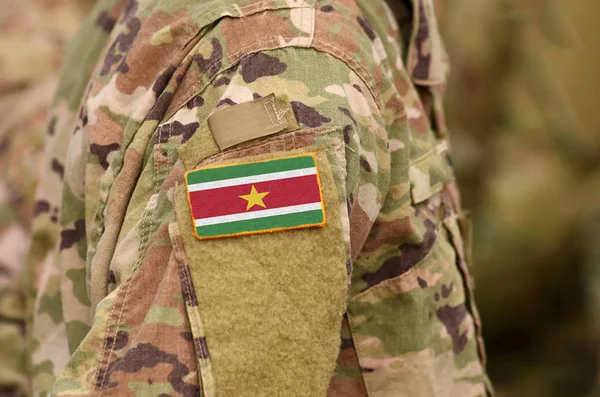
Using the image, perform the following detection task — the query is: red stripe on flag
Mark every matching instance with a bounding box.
[188,175,322,219]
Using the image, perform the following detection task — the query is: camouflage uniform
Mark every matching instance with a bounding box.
[26,0,491,395]
[0,0,93,395]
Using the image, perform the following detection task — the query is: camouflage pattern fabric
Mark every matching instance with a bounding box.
[24,0,491,395]
[0,1,94,395]
[440,0,600,396]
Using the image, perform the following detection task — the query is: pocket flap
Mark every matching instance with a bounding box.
[409,141,454,204]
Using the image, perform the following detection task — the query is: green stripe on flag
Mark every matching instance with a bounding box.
[196,210,324,237]
[186,155,315,185]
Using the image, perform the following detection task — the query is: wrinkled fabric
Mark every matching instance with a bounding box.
[23,0,491,396]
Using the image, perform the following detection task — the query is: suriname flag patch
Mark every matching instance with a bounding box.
[184,153,326,240]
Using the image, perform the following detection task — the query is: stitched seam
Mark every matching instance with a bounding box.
[179,254,195,308]
[137,198,152,259]
[276,107,289,124]
[237,0,306,14]
[172,231,215,396]
[311,41,371,89]
[164,124,173,185]
[169,36,296,119]
[154,126,164,192]
[97,194,155,392]
[182,0,315,51]
[263,99,279,127]
[308,1,317,47]
[192,1,307,29]
[159,124,174,188]
[299,5,306,46]
[97,278,133,393]
[96,200,154,393]
[311,39,383,110]
[263,98,289,126]
[93,286,125,394]
[191,304,214,396]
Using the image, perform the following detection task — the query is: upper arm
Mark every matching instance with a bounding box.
[158,47,391,396]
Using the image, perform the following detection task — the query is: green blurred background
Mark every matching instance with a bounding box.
[1,0,599,396]
[440,0,600,395]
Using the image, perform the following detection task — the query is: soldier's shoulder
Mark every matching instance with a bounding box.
[71,0,398,105]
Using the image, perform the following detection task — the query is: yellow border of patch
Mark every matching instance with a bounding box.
[184,152,327,240]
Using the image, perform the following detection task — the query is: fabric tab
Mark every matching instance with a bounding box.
[207,93,293,150]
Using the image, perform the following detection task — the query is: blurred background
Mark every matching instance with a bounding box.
[440,0,600,396]
[0,0,599,396]
[0,0,95,392]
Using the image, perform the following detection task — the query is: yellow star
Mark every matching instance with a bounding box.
[239,185,270,211]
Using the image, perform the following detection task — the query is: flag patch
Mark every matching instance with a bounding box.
[184,153,326,239]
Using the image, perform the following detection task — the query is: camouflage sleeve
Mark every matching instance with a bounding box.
[162,46,390,397]
[28,1,491,396]
[48,46,390,397]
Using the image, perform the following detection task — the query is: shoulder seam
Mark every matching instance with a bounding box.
[311,38,384,111]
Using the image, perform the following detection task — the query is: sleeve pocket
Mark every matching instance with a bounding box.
[409,140,454,205]
[172,126,350,397]
[346,190,491,396]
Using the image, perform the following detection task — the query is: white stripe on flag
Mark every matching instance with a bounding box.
[195,202,322,227]
[187,167,317,192]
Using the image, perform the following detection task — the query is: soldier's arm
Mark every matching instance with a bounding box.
[28,1,491,395]
[43,40,389,397]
